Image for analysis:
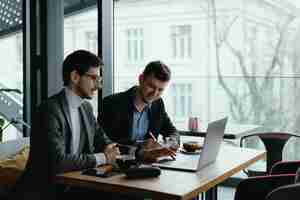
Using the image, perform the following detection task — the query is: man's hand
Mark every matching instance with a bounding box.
[104,143,120,164]
[141,139,176,162]
[142,147,176,163]
[142,138,161,149]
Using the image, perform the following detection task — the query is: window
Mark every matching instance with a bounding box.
[171,25,192,59]
[0,33,24,142]
[120,81,136,92]
[112,0,300,167]
[64,7,98,117]
[126,28,144,62]
[172,83,192,118]
[0,0,24,142]
[86,31,97,54]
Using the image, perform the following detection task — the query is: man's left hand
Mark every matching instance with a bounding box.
[104,143,120,164]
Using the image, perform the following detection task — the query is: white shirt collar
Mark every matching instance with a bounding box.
[65,87,84,109]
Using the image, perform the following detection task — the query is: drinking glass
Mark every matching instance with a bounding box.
[163,135,180,150]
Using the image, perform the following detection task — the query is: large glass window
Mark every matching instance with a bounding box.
[113,0,300,163]
[0,33,23,141]
[64,6,99,117]
[0,0,23,142]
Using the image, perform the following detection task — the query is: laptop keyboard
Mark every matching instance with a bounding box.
[156,152,200,166]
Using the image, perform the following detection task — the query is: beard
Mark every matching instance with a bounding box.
[141,95,150,104]
[138,88,151,104]
[76,85,94,99]
[83,95,92,100]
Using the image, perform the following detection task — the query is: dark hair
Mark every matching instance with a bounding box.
[62,50,103,86]
[142,61,171,82]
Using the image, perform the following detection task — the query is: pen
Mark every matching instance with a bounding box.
[148,131,157,142]
[149,131,176,160]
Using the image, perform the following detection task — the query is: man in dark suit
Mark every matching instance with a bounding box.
[13,50,120,200]
[100,61,179,161]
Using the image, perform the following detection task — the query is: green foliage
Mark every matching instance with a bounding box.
[0,117,4,127]
[0,117,4,142]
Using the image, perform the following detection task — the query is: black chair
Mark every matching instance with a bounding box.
[266,182,300,200]
[270,160,300,175]
[234,174,296,200]
[240,132,300,176]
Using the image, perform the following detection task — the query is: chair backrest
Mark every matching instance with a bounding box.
[266,182,300,200]
[234,174,297,200]
[240,132,300,176]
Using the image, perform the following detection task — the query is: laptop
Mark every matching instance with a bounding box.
[152,117,228,172]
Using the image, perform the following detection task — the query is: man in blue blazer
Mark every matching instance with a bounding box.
[99,61,179,161]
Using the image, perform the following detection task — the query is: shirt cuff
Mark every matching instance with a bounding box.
[94,153,107,167]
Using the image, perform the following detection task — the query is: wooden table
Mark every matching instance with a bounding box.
[55,137,266,200]
[180,124,261,139]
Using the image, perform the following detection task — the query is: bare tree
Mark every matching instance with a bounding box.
[210,0,298,130]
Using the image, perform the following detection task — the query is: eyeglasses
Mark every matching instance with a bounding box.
[84,73,100,81]
[84,73,102,88]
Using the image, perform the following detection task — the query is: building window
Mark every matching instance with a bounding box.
[126,28,144,62]
[85,31,97,54]
[172,83,192,118]
[121,81,136,91]
[171,25,192,59]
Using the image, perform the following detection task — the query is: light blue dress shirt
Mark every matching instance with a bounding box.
[131,105,150,141]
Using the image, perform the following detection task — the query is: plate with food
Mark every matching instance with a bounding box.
[179,148,201,154]
[180,141,202,154]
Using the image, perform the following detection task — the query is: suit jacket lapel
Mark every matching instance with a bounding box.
[79,105,93,152]
[59,90,73,152]
[127,87,136,141]
[148,105,155,135]
[127,103,134,140]
[148,101,161,138]
[60,90,72,132]
[78,109,86,154]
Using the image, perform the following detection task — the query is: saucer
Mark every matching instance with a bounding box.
[179,148,201,154]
